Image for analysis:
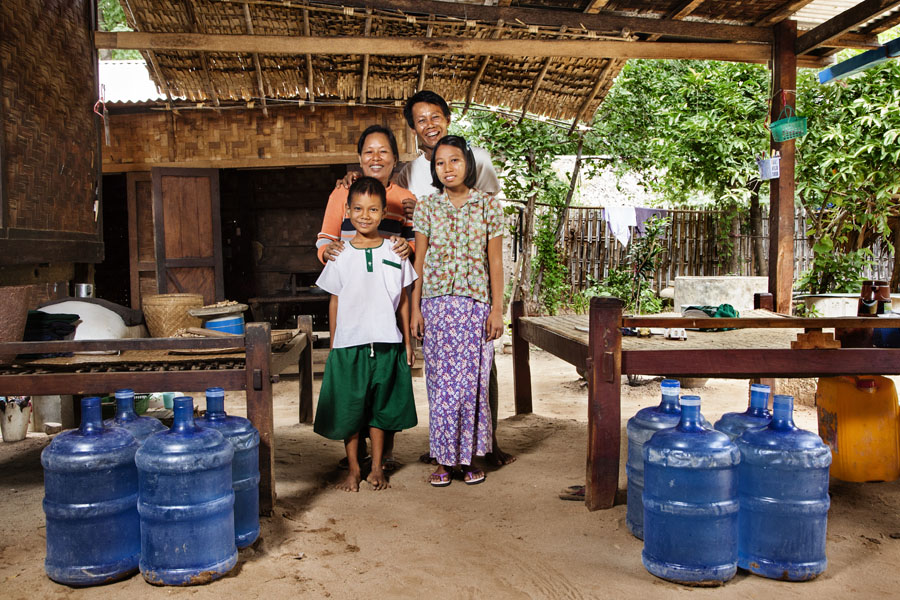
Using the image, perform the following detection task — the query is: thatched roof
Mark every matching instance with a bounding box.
[106,0,900,123]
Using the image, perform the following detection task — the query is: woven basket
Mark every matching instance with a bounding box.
[142,294,204,338]
[0,285,32,363]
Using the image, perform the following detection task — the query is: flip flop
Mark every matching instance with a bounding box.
[463,468,485,485]
[559,485,585,501]
[382,457,400,472]
[430,471,452,487]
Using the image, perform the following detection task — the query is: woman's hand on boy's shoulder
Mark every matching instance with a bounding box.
[389,236,411,259]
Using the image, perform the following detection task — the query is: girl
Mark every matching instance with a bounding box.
[411,135,504,487]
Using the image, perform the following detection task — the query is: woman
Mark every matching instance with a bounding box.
[316,124,415,264]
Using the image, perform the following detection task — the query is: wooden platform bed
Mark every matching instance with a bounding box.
[0,321,315,515]
[510,297,900,511]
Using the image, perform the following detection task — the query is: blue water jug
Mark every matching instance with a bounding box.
[642,395,740,585]
[104,388,167,443]
[195,387,260,549]
[736,394,832,581]
[41,396,140,585]
[136,396,237,585]
[714,383,772,441]
[626,379,682,539]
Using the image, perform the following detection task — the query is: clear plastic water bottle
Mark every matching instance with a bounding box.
[195,387,260,549]
[104,388,167,443]
[736,394,831,580]
[714,383,772,441]
[642,395,740,585]
[42,396,140,585]
[136,396,237,585]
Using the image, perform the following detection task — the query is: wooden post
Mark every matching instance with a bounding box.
[511,300,533,414]
[768,20,797,315]
[586,296,622,511]
[245,322,275,514]
[297,315,314,424]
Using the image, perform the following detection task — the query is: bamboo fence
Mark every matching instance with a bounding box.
[559,206,894,293]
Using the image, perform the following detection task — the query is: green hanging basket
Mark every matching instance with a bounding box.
[769,105,808,142]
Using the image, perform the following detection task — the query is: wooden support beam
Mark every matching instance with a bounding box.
[303,9,314,103]
[186,0,220,107]
[796,0,900,55]
[463,20,503,115]
[586,296,622,511]
[755,0,817,27]
[519,57,552,124]
[360,10,372,104]
[569,60,616,134]
[243,3,268,116]
[312,0,772,42]
[417,20,433,92]
[768,20,797,316]
[95,32,773,63]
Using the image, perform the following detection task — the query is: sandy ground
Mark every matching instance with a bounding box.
[1,348,899,599]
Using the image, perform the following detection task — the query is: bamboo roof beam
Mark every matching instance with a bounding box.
[186,0,220,108]
[568,59,617,135]
[313,0,772,43]
[94,32,777,63]
[117,0,174,107]
[303,8,314,104]
[796,0,900,55]
[463,21,504,115]
[584,1,613,14]
[518,57,552,125]
[417,20,433,92]
[361,10,372,104]
[242,3,268,116]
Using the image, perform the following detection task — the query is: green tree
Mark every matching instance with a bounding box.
[98,0,141,60]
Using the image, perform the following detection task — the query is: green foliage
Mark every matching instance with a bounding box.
[794,59,900,292]
[98,0,141,60]
[590,60,771,206]
[795,248,874,294]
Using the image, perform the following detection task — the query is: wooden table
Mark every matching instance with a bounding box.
[0,322,314,515]
[511,298,900,511]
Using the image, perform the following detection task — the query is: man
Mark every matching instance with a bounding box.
[397,90,515,468]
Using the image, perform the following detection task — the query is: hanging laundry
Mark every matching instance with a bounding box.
[603,206,637,247]
[634,207,669,236]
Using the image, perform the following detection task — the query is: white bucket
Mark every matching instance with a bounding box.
[1,400,32,442]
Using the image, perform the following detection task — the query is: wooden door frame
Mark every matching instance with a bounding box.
[151,167,224,301]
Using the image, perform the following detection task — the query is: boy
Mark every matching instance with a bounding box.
[313,177,418,492]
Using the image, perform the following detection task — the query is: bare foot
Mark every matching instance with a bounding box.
[485,439,517,467]
[336,470,361,492]
[366,467,391,491]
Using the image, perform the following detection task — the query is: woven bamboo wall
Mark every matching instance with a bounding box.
[102,105,415,171]
[0,0,98,235]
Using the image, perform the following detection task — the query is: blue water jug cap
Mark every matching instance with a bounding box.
[205,388,226,417]
[661,379,680,394]
[679,395,700,407]
[750,383,770,394]
[171,396,198,433]
[80,396,104,435]
[115,389,134,399]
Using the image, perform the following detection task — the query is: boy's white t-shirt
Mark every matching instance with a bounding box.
[315,242,417,349]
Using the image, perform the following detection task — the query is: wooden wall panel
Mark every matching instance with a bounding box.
[103,106,415,172]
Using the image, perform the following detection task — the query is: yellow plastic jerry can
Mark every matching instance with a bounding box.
[816,376,900,482]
